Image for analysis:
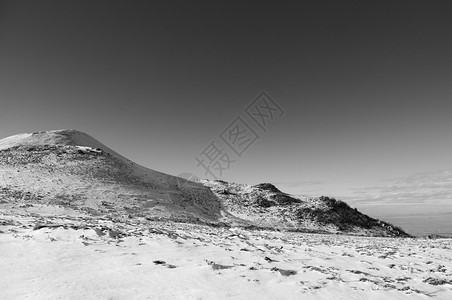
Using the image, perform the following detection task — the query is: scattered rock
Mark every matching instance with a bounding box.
[153,260,177,269]
[93,228,106,237]
[264,256,276,263]
[271,267,297,276]
[423,277,451,285]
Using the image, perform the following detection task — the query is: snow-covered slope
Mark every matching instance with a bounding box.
[1,213,451,300]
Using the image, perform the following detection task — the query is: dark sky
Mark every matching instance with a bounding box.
[1,1,452,208]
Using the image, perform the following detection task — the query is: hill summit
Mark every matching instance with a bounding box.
[0,130,114,153]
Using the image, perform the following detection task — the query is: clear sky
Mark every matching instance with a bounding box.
[1,1,452,226]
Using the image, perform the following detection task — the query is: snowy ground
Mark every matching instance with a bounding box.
[1,208,451,300]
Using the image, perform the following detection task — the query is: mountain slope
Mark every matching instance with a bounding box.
[0,130,221,223]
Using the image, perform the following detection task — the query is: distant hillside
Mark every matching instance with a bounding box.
[201,180,410,237]
[0,130,410,237]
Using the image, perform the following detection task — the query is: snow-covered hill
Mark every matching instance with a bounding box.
[0,130,221,223]
[0,130,408,237]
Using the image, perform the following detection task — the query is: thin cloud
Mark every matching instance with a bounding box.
[347,169,452,206]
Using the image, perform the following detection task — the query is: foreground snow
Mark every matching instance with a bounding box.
[1,210,451,300]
